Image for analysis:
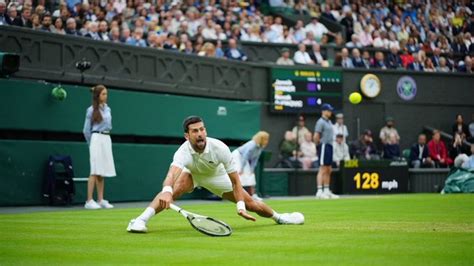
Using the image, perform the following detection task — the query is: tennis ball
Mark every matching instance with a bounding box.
[51,86,67,101]
[349,92,362,104]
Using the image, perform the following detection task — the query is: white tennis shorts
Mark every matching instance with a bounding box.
[89,133,116,177]
[182,168,233,197]
[231,149,256,187]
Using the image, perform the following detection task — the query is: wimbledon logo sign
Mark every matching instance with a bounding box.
[396,76,417,101]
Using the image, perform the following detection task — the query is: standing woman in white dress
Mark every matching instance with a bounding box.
[83,85,116,209]
[232,131,270,201]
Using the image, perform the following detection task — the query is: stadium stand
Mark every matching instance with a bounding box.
[0,0,472,72]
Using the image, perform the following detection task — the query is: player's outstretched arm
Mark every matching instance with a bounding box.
[228,172,256,221]
[158,166,182,210]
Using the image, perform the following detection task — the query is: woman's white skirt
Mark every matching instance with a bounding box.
[89,133,116,177]
[231,149,256,187]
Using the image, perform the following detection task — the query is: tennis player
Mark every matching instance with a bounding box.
[231,131,270,201]
[127,116,303,232]
[83,85,115,209]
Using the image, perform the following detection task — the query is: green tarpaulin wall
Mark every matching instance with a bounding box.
[0,79,261,139]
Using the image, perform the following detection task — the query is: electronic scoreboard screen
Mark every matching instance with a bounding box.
[270,68,343,114]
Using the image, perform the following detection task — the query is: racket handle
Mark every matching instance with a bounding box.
[169,203,181,213]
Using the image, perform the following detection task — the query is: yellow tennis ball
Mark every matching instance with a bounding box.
[349,92,362,104]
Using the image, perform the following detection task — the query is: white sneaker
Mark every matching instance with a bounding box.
[84,199,101,209]
[324,190,340,199]
[276,212,305,225]
[252,194,263,201]
[315,190,329,199]
[127,219,148,233]
[98,199,114,209]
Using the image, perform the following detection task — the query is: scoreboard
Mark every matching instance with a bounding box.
[341,160,409,194]
[270,68,343,114]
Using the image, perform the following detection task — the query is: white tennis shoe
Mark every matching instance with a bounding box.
[127,219,148,233]
[276,212,305,225]
[98,199,114,209]
[315,190,329,199]
[84,199,101,209]
[325,190,340,199]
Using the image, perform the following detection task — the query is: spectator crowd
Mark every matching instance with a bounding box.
[277,113,474,170]
[0,0,473,72]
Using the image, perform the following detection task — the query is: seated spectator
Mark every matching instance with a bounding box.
[281,26,296,44]
[351,48,365,68]
[51,17,65,35]
[449,133,470,160]
[346,34,363,48]
[362,51,372,69]
[308,43,326,65]
[278,131,301,168]
[39,13,52,32]
[341,48,354,68]
[292,115,310,144]
[400,48,414,68]
[291,20,306,43]
[437,57,451,72]
[457,56,473,73]
[0,1,6,26]
[350,130,379,160]
[461,144,474,169]
[407,52,424,71]
[98,21,110,41]
[428,130,453,168]
[386,46,402,69]
[126,27,147,47]
[299,132,318,170]
[333,134,350,167]
[197,42,216,57]
[406,37,420,54]
[276,48,294,65]
[30,13,41,30]
[293,43,314,65]
[469,115,474,143]
[383,133,401,160]
[85,21,101,40]
[431,48,442,68]
[372,52,387,69]
[304,16,329,43]
[379,117,400,145]
[19,7,32,28]
[5,4,21,26]
[332,113,348,142]
[424,58,436,72]
[302,31,317,45]
[358,25,373,47]
[452,114,471,139]
[65,18,81,36]
[224,38,247,61]
[410,134,435,168]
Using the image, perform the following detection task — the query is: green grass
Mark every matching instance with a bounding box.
[1,194,473,265]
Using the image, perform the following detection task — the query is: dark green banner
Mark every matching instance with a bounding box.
[0,79,261,140]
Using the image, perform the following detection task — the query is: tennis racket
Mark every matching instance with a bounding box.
[170,203,232,237]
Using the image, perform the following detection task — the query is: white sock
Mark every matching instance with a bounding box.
[317,186,323,193]
[271,210,281,222]
[323,185,330,193]
[137,207,156,223]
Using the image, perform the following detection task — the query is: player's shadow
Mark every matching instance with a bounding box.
[140,223,277,237]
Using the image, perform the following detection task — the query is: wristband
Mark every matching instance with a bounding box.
[236,201,246,212]
[162,186,173,194]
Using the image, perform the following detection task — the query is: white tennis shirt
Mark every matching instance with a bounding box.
[171,137,238,179]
